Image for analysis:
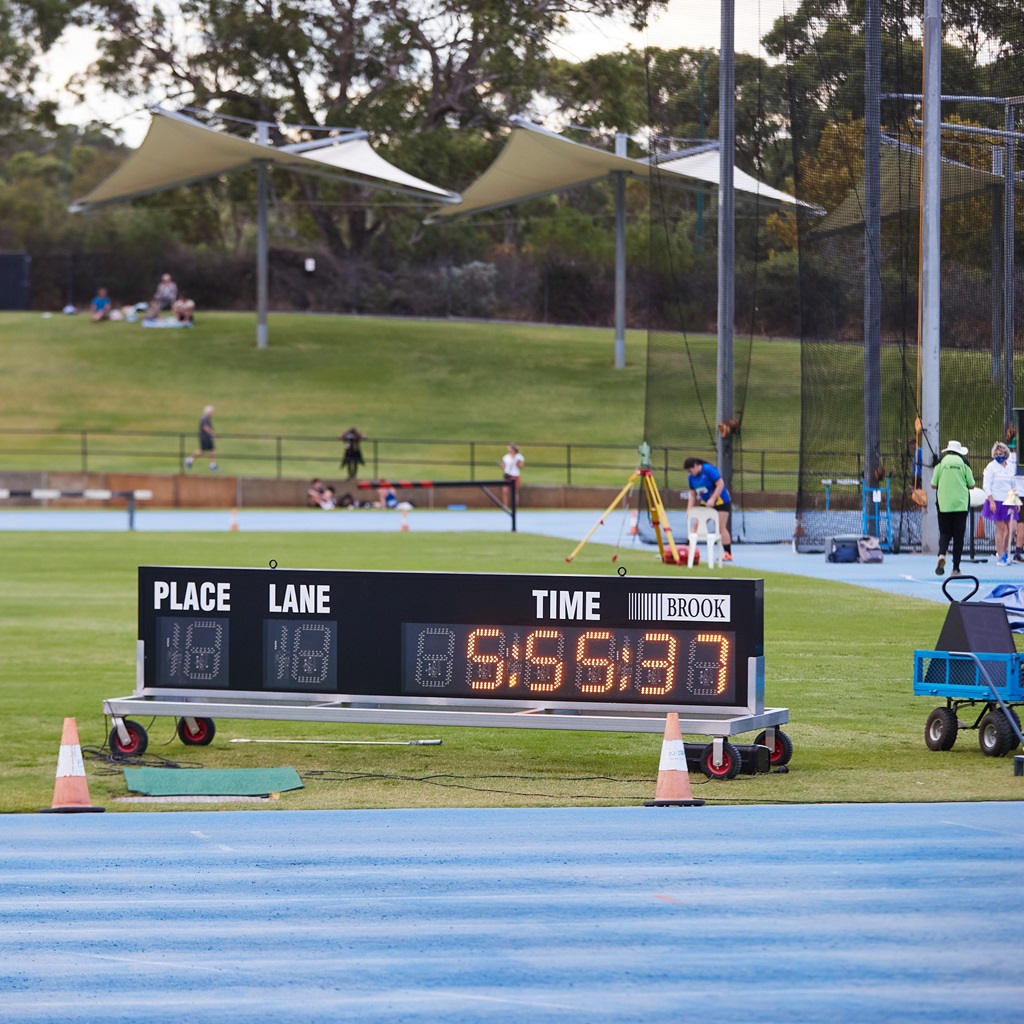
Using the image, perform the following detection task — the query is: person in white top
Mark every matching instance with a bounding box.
[981,440,1018,565]
[501,444,524,483]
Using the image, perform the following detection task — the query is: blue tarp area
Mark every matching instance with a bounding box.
[981,584,1024,632]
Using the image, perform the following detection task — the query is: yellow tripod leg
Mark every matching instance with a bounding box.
[644,472,681,564]
[565,472,640,563]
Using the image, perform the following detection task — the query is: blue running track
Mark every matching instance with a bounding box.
[2,803,1022,1022]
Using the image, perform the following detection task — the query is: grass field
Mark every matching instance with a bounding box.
[0,311,803,488]
[3,530,1021,815]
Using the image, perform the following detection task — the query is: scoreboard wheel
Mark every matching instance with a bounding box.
[108,719,149,757]
[699,740,741,779]
[754,728,794,766]
[177,717,217,746]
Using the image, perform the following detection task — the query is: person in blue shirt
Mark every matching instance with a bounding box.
[683,457,733,562]
[90,287,112,322]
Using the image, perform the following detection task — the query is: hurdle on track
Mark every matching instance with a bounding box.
[0,488,153,530]
[356,479,517,532]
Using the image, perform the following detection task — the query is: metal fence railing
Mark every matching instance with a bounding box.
[0,427,880,496]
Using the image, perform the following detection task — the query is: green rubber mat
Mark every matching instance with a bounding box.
[123,767,303,797]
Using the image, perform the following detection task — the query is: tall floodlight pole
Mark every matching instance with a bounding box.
[864,0,882,508]
[717,0,735,488]
[1003,100,1017,427]
[256,121,270,350]
[919,0,942,554]
[613,133,628,369]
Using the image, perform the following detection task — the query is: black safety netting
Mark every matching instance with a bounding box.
[641,0,1023,552]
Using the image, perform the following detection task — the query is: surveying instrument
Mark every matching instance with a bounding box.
[566,443,683,564]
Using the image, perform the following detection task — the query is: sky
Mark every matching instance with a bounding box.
[35,2,789,148]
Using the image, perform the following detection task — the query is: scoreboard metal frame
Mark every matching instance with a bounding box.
[103,566,789,737]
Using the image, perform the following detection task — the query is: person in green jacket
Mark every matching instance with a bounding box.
[931,440,976,576]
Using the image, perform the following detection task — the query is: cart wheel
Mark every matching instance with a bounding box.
[177,717,216,746]
[699,741,741,780]
[978,711,1015,757]
[924,707,958,751]
[108,719,148,757]
[753,729,794,767]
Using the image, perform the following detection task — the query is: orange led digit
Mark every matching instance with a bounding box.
[636,632,678,695]
[687,633,731,696]
[523,629,565,692]
[576,630,615,694]
[465,627,506,690]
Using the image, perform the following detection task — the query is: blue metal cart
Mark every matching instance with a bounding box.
[913,577,1024,757]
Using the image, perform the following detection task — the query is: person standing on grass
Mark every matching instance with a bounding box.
[184,405,219,471]
[340,427,365,480]
[501,444,524,484]
[682,456,733,562]
[931,440,975,577]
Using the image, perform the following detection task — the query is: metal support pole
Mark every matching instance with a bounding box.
[256,122,270,350]
[992,161,1004,385]
[919,0,942,555]
[716,0,735,491]
[1003,101,1016,428]
[864,0,882,509]
[613,132,628,370]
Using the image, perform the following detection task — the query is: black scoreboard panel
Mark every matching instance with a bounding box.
[140,567,764,711]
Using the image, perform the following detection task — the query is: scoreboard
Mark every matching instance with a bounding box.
[138,566,765,715]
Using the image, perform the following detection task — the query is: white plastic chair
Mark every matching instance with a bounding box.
[687,509,722,568]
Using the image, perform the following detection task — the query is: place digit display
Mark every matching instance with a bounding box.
[139,567,763,712]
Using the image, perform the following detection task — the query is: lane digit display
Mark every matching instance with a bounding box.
[139,567,763,712]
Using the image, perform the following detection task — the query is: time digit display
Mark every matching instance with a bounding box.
[401,624,734,704]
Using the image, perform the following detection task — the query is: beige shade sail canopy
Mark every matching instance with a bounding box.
[428,118,808,222]
[812,140,1004,236]
[70,106,457,212]
[655,147,820,211]
[70,107,458,348]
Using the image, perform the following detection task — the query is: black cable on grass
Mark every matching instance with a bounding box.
[301,768,788,802]
[81,745,204,773]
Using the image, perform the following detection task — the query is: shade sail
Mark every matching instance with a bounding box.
[71,107,457,212]
[655,148,819,210]
[429,119,809,221]
[813,141,1006,236]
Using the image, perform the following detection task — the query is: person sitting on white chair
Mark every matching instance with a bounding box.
[682,456,733,563]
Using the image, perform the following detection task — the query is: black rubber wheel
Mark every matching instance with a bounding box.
[699,741,741,780]
[924,707,958,751]
[754,729,794,767]
[177,717,216,746]
[108,719,148,757]
[978,710,1015,757]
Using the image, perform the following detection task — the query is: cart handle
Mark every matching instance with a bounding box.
[942,575,979,604]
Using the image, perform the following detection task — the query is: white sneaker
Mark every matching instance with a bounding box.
[209,462,219,471]
[183,456,193,470]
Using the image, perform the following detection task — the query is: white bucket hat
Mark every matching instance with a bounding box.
[942,440,969,456]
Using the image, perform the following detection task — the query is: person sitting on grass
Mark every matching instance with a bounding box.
[90,287,112,322]
[307,479,336,509]
[173,293,196,325]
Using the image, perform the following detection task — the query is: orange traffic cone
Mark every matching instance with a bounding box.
[400,508,410,532]
[629,509,638,535]
[230,507,239,532]
[644,713,704,807]
[40,718,105,813]
[976,514,986,540]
